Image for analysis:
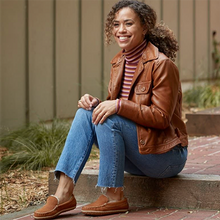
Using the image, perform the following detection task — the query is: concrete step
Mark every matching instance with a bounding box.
[186,107,220,136]
[49,170,220,210]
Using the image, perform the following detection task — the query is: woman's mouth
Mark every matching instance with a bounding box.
[118,36,130,41]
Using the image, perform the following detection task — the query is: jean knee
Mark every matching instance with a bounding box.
[75,108,93,119]
[76,107,90,115]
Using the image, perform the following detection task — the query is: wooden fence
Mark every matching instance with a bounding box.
[0,0,220,130]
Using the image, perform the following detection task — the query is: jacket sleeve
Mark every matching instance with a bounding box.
[117,58,180,129]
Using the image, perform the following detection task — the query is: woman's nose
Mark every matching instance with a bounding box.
[119,24,126,33]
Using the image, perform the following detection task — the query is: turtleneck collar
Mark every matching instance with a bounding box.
[123,40,147,63]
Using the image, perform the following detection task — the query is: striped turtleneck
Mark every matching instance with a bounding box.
[119,40,147,99]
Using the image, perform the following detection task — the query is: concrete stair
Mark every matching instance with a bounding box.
[49,170,220,210]
[186,107,220,136]
[49,125,220,211]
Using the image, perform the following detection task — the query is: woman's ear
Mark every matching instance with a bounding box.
[142,26,148,36]
[143,30,147,36]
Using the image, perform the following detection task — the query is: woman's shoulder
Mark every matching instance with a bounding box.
[110,50,124,65]
[145,42,177,67]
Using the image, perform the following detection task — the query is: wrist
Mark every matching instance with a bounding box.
[115,99,121,113]
[93,97,101,107]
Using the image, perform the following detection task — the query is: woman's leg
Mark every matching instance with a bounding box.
[81,115,137,215]
[94,114,138,200]
[34,108,97,219]
[55,108,96,182]
[124,144,188,178]
[53,108,97,201]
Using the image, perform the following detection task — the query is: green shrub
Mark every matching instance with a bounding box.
[0,119,71,173]
[183,83,220,108]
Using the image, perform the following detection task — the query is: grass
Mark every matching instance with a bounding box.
[183,82,220,109]
[0,118,100,174]
[0,119,71,173]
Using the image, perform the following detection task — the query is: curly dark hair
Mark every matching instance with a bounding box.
[105,0,179,61]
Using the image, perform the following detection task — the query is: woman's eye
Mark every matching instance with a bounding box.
[113,23,119,27]
[126,22,132,26]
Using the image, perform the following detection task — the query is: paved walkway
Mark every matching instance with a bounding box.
[2,136,220,220]
[13,205,220,220]
[182,136,220,175]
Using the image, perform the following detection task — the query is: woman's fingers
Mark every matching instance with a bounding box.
[92,107,106,124]
[78,94,94,110]
[92,100,116,124]
[78,99,88,109]
[78,98,116,123]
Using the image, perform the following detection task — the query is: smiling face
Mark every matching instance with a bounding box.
[112,7,146,51]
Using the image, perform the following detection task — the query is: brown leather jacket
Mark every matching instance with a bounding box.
[106,42,188,154]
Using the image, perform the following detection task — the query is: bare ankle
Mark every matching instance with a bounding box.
[106,187,124,201]
[54,173,74,203]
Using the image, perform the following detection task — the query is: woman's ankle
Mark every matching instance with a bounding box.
[105,187,124,201]
[54,172,74,204]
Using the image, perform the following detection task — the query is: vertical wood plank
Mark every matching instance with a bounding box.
[81,0,102,99]
[210,0,220,42]
[0,0,2,131]
[1,0,26,129]
[28,0,54,122]
[163,0,179,67]
[195,0,209,80]
[144,0,161,21]
[210,0,220,78]
[56,0,79,118]
[179,0,194,81]
[163,0,178,37]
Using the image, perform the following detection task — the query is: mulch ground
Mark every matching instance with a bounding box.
[0,146,48,216]
[0,168,48,216]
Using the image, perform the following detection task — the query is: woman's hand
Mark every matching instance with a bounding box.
[78,94,99,110]
[92,100,117,125]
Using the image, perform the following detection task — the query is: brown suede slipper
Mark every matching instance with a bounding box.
[33,195,76,219]
[81,194,129,216]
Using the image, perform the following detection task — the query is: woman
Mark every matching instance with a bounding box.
[34,0,188,219]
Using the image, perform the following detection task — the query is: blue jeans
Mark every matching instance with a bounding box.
[55,108,187,187]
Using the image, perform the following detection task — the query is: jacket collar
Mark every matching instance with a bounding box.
[110,41,159,65]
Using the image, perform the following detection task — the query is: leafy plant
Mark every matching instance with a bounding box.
[183,82,220,108]
[0,119,71,173]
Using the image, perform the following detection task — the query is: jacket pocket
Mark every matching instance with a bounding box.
[135,81,151,95]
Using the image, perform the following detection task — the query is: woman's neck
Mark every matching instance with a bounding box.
[123,40,146,63]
